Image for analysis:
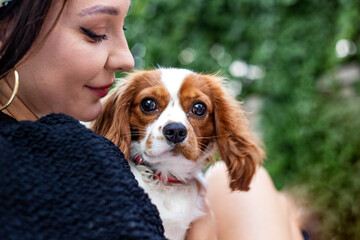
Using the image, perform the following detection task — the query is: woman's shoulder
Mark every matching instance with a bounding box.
[0,112,165,239]
[1,112,107,143]
[0,112,128,177]
[0,112,118,159]
[0,112,132,192]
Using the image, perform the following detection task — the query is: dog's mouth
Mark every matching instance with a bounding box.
[141,136,185,157]
[142,138,208,163]
[131,154,184,184]
[130,152,201,184]
[142,147,182,163]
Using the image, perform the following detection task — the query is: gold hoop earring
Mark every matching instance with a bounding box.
[0,70,19,111]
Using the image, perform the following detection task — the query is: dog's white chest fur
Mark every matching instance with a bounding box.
[129,162,205,240]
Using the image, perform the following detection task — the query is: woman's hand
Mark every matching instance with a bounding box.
[185,198,218,240]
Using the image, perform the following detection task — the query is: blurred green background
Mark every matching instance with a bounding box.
[123,0,360,239]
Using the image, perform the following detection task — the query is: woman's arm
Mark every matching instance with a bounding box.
[204,162,303,240]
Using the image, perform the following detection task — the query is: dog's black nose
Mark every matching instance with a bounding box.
[163,123,187,144]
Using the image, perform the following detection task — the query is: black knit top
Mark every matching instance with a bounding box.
[0,111,166,240]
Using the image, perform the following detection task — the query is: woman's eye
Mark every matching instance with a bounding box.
[123,26,128,31]
[192,103,207,117]
[141,98,157,112]
[80,27,108,43]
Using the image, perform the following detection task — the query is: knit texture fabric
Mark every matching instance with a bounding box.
[0,112,166,240]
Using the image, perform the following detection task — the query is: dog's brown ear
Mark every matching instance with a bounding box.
[91,81,135,159]
[208,76,264,191]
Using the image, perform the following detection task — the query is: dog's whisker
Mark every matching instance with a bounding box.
[197,142,211,149]
[131,127,148,132]
[196,136,217,140]
[130,131,147,135]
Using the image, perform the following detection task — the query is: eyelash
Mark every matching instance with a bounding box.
[80,27,128,43]
[80,27,108,42]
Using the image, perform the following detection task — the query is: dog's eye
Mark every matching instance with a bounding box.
[141,98,157,112]
[192,103,207,117]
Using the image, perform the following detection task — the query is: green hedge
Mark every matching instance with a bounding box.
[124,0,360,239]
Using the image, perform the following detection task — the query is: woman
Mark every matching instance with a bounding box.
[0,0,305,239]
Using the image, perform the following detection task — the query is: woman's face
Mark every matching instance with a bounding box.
[16,0,134,121]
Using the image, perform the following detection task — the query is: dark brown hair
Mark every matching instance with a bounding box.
[0,0,67,78]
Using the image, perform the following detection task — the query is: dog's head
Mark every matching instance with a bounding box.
[92,68,264,191]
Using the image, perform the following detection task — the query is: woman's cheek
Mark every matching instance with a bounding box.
[61,44,107,77]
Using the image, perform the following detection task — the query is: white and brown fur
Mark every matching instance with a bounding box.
[92,68,264,240]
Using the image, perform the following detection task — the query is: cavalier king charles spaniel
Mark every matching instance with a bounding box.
[92,68,264,240]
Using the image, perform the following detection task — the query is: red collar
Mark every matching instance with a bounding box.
[133,156,182,183]
[134,155,145,165]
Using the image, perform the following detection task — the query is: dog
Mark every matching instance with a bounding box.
[92,68,264,240]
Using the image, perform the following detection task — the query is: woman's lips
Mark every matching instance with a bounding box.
[86,83,113,98]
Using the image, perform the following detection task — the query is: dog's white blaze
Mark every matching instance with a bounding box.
[159,68,193,98]
[156,99,188,125]
[156,68,192,133]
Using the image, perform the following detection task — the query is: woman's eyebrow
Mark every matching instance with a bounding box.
[79,5,120,17]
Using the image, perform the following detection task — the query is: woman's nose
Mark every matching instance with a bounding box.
[106,36,135,72]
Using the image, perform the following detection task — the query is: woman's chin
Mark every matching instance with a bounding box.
[73,102,103,122]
